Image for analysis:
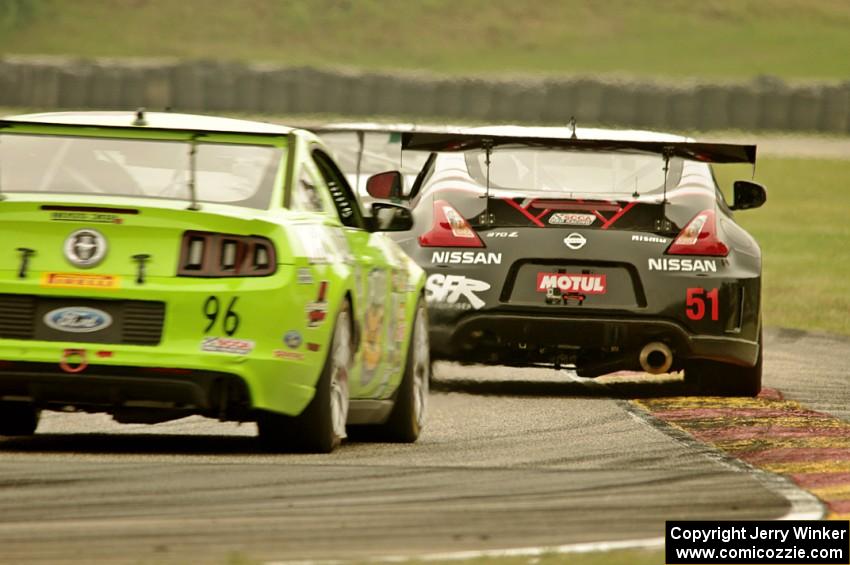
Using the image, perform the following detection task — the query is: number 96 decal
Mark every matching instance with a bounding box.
[203,296,241,336]
[686,288,719,321]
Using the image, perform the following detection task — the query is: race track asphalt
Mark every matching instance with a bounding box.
[0,328,846,564]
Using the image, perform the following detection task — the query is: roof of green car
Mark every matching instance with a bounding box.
[1,111,295,136]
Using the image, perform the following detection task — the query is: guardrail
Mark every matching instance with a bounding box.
[1,56,849,133]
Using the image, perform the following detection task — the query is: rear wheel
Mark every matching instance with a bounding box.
[258,302,352,453]
[374,299,430,442]
[685,329,762,397]
[0,403,40,436]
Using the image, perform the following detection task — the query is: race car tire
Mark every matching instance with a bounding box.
[0,403,40,436]
[374,298,430,443]
[258,301,352,453]
[685,329,763,397]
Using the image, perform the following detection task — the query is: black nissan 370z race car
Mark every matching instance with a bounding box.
[322,126,767,396]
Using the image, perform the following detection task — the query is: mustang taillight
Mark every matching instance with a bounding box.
[177,231,276,277]
[666,209,729,257]
[418,200,484,248]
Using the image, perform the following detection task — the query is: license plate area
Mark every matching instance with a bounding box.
[504,261,646,309]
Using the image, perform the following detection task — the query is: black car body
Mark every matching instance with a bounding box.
[319,125,767,396]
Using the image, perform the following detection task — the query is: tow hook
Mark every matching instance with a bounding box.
[132,254,151,285]
[60,349,88,373]
[16,248,35,279]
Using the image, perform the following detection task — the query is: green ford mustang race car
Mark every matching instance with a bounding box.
[0,110,429,452]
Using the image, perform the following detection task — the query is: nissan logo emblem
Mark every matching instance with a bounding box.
[563,232,587,250]
[64,228,108,268]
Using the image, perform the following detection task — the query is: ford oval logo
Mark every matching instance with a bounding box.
[44,307,113,333]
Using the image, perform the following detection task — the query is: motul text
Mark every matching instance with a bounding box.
[536,273,607,294]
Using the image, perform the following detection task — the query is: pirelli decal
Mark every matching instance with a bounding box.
[40,272,121,290]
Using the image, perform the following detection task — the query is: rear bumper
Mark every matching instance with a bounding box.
[0,361,252,420]
[0,341,317,419]
[430,312,759,368]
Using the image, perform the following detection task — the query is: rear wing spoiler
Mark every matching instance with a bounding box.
[400,132,756,164]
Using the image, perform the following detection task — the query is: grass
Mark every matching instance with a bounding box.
[714,157,850,336]
[2,0,850,80]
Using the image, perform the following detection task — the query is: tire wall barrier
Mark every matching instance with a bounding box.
[1,56,849,133]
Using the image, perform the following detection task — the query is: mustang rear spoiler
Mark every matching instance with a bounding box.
[400,132,756,164]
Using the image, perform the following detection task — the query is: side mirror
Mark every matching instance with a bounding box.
[366,171,403,200]
[370,202,413,232]
[731,180,767,210]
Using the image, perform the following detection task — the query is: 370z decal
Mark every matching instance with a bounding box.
[203,296,240,335]
[686,288,719,321]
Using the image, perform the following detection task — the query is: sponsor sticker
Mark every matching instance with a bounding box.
[536,273,607,294]
[308,305,327,327]
[648,258,718,273]
[283,330,302,349]
[43,307,113,333]
[273,349,304,361]
[425,273,490,310]
[563,232,587,250]
[201,337,255,355]
[361,269,387,379]
[307,280,329,327]
[549,213,596,226]
[430,251,502,265]
[41,272,120,290]
[296,268,314,285]
[632,234,669,244]
[51,212,123,224]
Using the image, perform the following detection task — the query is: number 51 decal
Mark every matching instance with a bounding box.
[203,296,240,336]
[686,288,719,321]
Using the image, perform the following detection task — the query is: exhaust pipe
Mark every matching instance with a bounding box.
[639,342,673,374]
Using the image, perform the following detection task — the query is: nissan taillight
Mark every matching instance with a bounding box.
[178,231,277,277]
[418,200,484,248]
[666,209,729,257]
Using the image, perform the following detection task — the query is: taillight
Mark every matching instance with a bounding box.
[418,200,484,248]
[177,231,277,277]
[666,209,729,257]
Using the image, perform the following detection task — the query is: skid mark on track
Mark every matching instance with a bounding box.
[634,388,850,520]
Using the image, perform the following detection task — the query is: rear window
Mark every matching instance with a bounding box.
[0,134,283,209]
[464,148,682,196]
